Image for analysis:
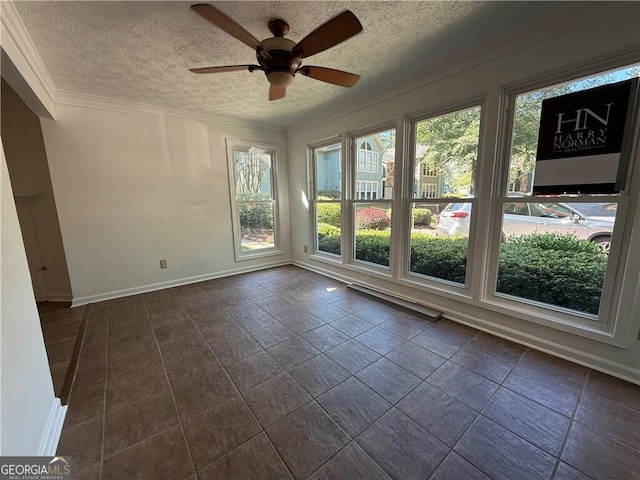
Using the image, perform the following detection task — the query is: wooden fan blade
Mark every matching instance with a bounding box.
[297,66,360,87]
[292,10,362,59]
[191,4,261,50]
[269,85,286,101]
[190,65,262,74]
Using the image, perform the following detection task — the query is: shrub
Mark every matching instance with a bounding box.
[317,223,341,255]
[316,202,341,227]
[413,208,433,226]
[355,230,390,266]
[239,204,273,229]
[410,235,467,283]
[497,233,606,314]
[314,227,605,315]
[506,232,603,255]
[355,207,390,230]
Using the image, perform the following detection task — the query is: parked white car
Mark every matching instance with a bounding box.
[436,201,615,253]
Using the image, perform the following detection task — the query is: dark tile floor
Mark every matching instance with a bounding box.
[57,265,640,480]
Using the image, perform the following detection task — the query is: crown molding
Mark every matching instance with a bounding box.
[53,89,287,134]
[1,1,56,117]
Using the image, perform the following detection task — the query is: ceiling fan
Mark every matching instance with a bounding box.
[189,3,363,100]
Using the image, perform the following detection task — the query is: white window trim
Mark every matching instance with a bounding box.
[479,65,639,331]
[400,101,483,292]
[226,139,282,261]
[309,138,344,258]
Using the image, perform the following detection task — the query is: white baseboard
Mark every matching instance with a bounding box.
[37,398,67,456]
[71,260,292,307]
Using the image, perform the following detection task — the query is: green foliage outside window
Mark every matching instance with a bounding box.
[238,193,273,229]
[317,226,606,314]
[412,208,433,226]
[316,201,341,227]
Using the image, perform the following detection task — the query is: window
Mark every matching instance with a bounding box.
[353,129,395,268]
[491,64,639,319]
[356,181,379,199]
[408,105,482,285]
[227,140,280,260]
[312,141,342,256]
[421,164,437,177]
[420,183,438,198]
[357,148,379,173]
[307,61,638,341]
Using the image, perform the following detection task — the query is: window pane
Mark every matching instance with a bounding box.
[234,150,272,198]
[355,130,395,199]
[507,65,639,195]
[354,203,391,267]
[314,142,342,200]
[316,202,341,255]
[414,106,481,199]
[409,202,470,284]
[496,201,616,315]
[239,202,275,251]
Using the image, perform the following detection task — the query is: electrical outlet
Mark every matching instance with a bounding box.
[303,245,308,253]
[160,259,167,269]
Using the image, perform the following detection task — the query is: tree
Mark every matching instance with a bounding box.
[416,107,481,194]
[234,151,270,195]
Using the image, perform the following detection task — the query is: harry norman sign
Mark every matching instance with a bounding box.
[533,78,639,195]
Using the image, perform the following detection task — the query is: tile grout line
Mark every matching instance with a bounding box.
[203,279,392,478]
[175,285,298,479]
[203,286,301,480]
[143,293,198,479]
[551,369,594,479]
[439,346,532,480]
[99,303,109,480]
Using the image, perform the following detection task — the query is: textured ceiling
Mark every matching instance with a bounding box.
[10,1,631,127]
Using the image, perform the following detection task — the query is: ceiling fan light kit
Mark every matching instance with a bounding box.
[189,3,363,100]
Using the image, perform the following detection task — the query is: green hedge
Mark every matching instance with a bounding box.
[410,235,467,282]
[318,223,341,255]
[413,208,433,226]
[317,229,607,314]
[239,203,273,229]
[497,233,606,314]
[355,230,391,266]
[316,203,341,227]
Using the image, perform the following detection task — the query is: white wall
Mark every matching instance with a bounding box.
[1,80,72,301]
[0,142,64,454]
[287,5,640,382]
[40,102,290,304]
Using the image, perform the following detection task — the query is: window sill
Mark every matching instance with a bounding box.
[235,248,284,262]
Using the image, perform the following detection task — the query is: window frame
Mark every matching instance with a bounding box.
[481,64,638,332]
[226,139,282,261]
[400,100,485,292]
[309,137,344,261]
[348,124,397,273]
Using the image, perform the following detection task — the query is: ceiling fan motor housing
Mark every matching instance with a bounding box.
[259,36,300,87]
